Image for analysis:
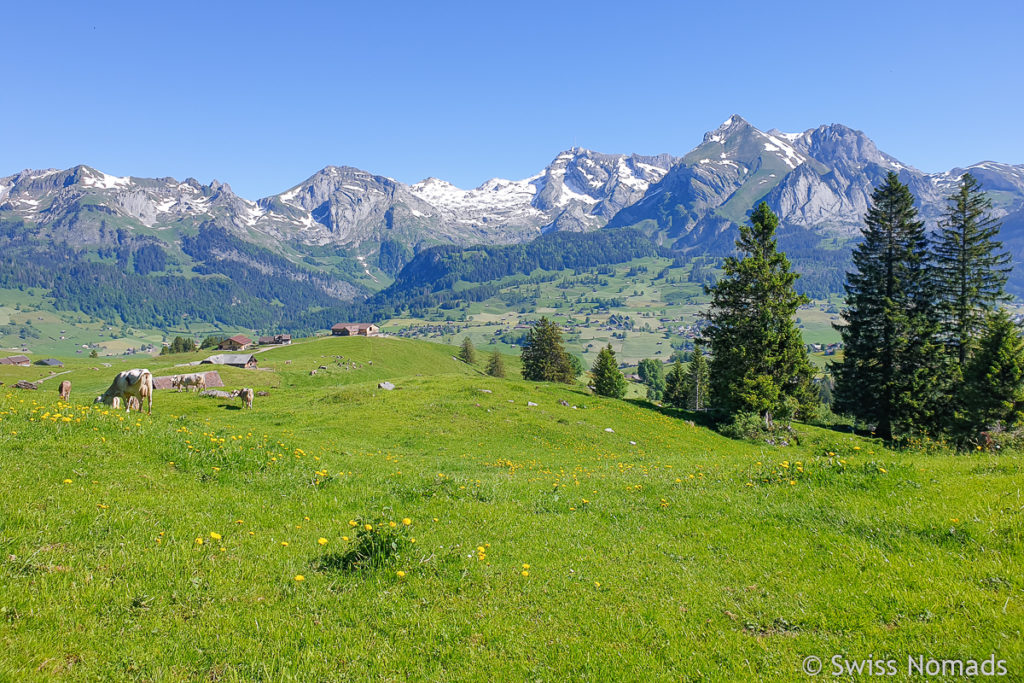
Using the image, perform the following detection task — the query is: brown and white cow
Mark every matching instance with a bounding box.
[95,369,153,414]
[235,387,254,409]
[58,380,71,401]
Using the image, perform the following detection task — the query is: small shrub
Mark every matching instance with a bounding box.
[719,411,797,446]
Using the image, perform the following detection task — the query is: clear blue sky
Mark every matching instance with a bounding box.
[3,0,1021,198]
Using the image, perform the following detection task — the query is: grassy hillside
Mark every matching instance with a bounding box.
[0,336,1021,680]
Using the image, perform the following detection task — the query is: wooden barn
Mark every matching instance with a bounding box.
[201,354,258,369]
[218,335,253,351]
[0,355,31,367]
[331,323,379,337]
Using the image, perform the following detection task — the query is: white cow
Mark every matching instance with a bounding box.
[172,373,207,392]
[95,369,154,414]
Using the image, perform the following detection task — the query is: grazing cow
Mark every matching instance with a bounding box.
[172,373,207,393]
[58,380,71,401]
[127,396,141,412]
[237,387,254,409]
[95,369,153,414]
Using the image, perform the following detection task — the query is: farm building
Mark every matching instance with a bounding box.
[331,323,379,337]
[218,335,253,351]
[201,354,258,369]
[258,334,292,345]
[35,358,64,367]
[0,355,31,366]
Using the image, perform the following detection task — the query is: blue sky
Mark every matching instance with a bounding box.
[3,0,1021,198]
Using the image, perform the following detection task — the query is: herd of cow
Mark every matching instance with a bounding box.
[51,369,255,413]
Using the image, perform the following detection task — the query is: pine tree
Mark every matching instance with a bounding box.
[590,344,626,398]
[683,348,710,411]
[833,172,946,440]
[961,310,1024,433]
[638,358,665,401]
[486,350,506,378]
[459,336,476,364]
[663,361,688,409]
[520,317,574,383]
[702,202,816,426]
[933,173,1011,369]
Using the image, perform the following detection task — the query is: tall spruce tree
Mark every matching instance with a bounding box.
[833,172,946,440]
[459,336,477,364]
[933,173,1011,369]
[961,310,1024,433]
[663,361,688,409]
[683,348,710,411]
[486,350,506,378]
[702,202,816,427]
[520,317,574,383]
[591,344,627,398]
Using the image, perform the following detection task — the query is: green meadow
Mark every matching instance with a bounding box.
[0,336,1021,680]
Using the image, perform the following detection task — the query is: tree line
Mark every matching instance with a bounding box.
[512,172,1019,448]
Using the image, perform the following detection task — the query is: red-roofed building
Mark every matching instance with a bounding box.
[218,335,253,351]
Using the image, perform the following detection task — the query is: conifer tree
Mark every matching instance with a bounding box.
[520,317,574,383]
[702,202,816,427]
[663,361,688,409]
[683,348,710,411]
[933,173,1011,369]
[833,172,946,440]
[961,310,1024,433]
[486,350,506,378]
[459,336,476,364]
[590,344,626,398]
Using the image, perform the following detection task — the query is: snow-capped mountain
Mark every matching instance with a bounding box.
[609,115,1024,251]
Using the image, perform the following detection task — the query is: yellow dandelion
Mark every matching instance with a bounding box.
[195,538,203,545]
[365,524,373,531]
[349,520,357,527]
[396,570,406,578]
[389,521,397,528]
[294,575,305,581]
[521,570,529,577]
[63,478,72,484]
[281,541,289,546]
[402,518,411,525]
[410,538,415,543]
[342,536,349,542]
[318,538,328,546]
[594,581,601,588]
[235,519,244,524]
[522,563,530,569]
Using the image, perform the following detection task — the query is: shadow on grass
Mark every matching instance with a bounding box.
[218,404,242,411]
[624,398,716,429]
[624,397,867,442]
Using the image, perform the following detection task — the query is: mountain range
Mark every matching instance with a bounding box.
[2,115,1023,318]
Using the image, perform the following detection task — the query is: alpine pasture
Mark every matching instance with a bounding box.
[0,336,1021,680]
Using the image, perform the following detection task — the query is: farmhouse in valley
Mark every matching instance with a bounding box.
[0,355,31,366]
[35,358,64,367]
[218,335,253,351]
[201,353,258,369]
[331,323,379,337]
[258,334,292,346]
